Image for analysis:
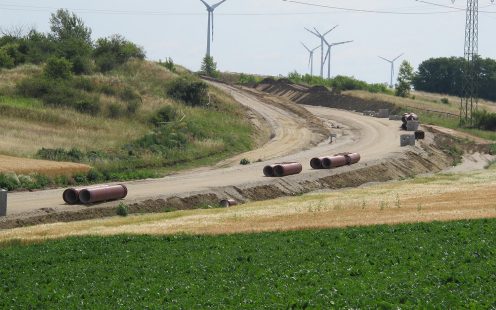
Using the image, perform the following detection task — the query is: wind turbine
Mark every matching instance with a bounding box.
[305,26,338,78]
[322,39,353,79]
[301,42,320,76]
[200,0,227,57]
[378,53,404,88]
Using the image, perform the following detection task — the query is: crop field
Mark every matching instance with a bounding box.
[0,219,495,308]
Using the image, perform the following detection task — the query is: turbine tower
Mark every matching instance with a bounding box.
[200,0,227,57]
[301,42,320,76]
[305,26,338,78]
[378,53,404,88]
[322,39,353,79]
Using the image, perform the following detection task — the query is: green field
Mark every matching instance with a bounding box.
[1,219,495,308]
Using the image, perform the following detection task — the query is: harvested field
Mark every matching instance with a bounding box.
[0,155,90,176]
[2,165,496,243]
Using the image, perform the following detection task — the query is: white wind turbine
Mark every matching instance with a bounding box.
[301,42,320,76]
[322,39,353,79]
[378,53,404,88]
[200,0,228,57]
[305,26,338,78]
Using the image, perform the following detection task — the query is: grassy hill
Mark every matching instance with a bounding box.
[0,60,256,189]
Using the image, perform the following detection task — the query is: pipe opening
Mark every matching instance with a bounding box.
[322,158,332,169]
[273,165,285,177]
[263,165,275,177]
[63,189,79,205]
[310,158,323,169]
[79,190,91,204]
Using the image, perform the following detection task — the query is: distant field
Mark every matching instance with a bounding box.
[0,219,495,308]
[0,155,89,176]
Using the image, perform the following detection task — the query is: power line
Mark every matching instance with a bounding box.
[282,0,463,15]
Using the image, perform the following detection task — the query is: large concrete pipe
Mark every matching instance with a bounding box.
[79,184,128,204]
[321,155,348,169]
[310,157,326,169]
[344,153,361,165]
[63,185,110,205]
[219,199,238,208]
[263,165,277,177]
[273,162,303,177]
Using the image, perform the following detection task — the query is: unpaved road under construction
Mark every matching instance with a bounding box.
[6,83,405,217]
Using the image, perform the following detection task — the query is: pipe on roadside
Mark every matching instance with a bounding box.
[263,165,277,177]
[310,157,326,169]
[344,153,361,165]
[79,184,128,204]
[321,155,348,169]
[219,199,238,208]
[273,162,303,177]
[63,185,110,205]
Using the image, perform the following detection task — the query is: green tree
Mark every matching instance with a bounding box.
[201,55,218,77]
[49,9,92,44]
[93,34,145,72]
[396,60,414,97]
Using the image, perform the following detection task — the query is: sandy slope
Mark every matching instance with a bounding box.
[5,84,404,216]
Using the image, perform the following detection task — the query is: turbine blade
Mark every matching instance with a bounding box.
[324,47,330,63]
[322,36,330,46]
[313,27,322,36]
[393,53,404,62]
[311,45,320,52]
[305,27,319,37]
[301,42,311,52]
[378,56,392,63]
[211,0,227,9]
[323,25,338,36]
[331,40,353,46]
[200,0,211,10]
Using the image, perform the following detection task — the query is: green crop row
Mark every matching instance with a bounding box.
[0,219,495,308]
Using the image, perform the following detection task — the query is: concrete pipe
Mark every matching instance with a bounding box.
[263,165,277,177]
[310,157,326,169]
[344,153,361,165]
[321,155,348,169]
[79,184,128,204]
[63,185,110,205]
[273,162,303,177]
[219,199,238,208]
[63,188,83,205]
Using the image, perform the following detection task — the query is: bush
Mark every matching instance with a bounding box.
[441,98,449,104]
[0,173,19,191]
[240,158,250,165]
[150,105,179,126]
[116,202,129,216]
[473,110,496,131]
[44,57,72,80]
[167,78,208,107]
[162,57,176,72]
[94,34,145,72]
[0,49,15,69]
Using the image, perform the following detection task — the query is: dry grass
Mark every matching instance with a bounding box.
[0,155,90,176]
[345,90,496,114]
[2,167,496,244]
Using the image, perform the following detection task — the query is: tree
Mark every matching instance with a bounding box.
[49,9,92,44]
[201,55,218,77]
[93,34,145,72]
[396,60,414,97]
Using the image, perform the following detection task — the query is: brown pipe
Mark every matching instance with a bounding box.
[321,155,348,169]
[273,162,303,177]
[310,157,326,169]
[62,185,110,205]
[344,153,361,165]
[219,199,238,208]
[79,184,128,204]
[263,165,277,177]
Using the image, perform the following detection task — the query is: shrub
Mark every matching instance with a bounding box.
[162,57,176,72]
[94,34,145,72]
[441,98,449,104]
[116,202,129,216]
[0,49,15,69]
[150,105,179,126]
[240,158,250,165]
[167,77,208,107]
[0,173,19,191]
[44,57,72,80]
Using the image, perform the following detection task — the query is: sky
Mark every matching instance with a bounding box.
[0,0,495,84]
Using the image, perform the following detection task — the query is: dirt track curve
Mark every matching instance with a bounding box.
[6,83,403,216]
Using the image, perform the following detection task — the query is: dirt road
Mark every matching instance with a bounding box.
[5,85,403,216]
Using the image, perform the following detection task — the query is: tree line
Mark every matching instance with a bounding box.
[412,57,496,102]
[0,9,145,74]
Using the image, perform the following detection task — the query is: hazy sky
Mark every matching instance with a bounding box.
[0,0,495,83]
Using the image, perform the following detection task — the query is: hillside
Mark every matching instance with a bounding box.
[0,60,256,188]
